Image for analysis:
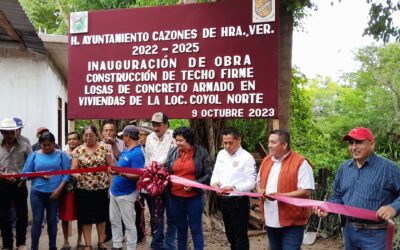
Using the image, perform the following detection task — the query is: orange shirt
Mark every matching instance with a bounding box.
[171,147,197,197]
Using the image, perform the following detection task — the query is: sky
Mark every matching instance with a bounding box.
[292,0,379,81]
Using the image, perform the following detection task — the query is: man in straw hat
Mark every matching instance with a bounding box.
[316,127,400,250]
[0,118,32,250]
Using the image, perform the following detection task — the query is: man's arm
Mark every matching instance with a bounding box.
[110,141,120,161]
[329,166,344,205]
[233,156,256,192]
[316,166,344,218]
[144,135,153,165]
[210,154,221,188]
[195,147,212,185]
[377,164,400,220]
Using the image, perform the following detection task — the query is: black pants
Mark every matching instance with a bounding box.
[0,182,28,249]
[135,193,152,242]
[221,196,250,250]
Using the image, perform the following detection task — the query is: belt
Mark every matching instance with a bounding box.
[348,220,388,230]
[221,195,247,200]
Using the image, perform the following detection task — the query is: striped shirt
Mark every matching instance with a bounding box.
[330,153,400,215]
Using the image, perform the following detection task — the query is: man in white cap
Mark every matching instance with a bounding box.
[145,112,177,250]
[0,118,32,250]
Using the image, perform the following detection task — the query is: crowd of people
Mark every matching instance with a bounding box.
[0,113,399,250]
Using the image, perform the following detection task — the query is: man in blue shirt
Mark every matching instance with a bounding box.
[317,127,400,250]
[109,125,144,250]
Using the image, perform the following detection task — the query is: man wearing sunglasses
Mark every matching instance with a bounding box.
[316,127,400,250]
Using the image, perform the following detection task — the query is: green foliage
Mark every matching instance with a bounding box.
[299,43,400,238]
[395,217,400,249]
[169,119,189,130]
[133,0,177,7]
[290,70,347,175]
[364,0,400,42]
[281,0,316,27]
[346,42,400,164]
[74,120,91,133]
[20,0,64,34]
[226,119,268,152]
[20,0,177,35]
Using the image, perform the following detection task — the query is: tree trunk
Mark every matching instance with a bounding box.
[278,4,294,131]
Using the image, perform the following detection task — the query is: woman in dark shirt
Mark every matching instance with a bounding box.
[165,127,212,250]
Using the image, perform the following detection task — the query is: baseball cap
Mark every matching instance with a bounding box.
[118,125,139,139]
[151,112,168,123]
[137,126,153,134]
[36,127,49,135]
[13,118,24,128]
[342,127,375,141]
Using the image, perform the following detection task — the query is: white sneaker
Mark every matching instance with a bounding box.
[16,245,27,250]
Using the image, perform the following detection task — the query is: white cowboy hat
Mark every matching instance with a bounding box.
[0,118,20,131]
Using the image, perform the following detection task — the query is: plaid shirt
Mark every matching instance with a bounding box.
[0,139,31,173]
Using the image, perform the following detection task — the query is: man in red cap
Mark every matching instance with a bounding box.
[316,127,400,250]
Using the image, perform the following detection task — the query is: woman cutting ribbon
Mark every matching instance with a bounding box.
[164,127,212,250]
[22,132,70,250]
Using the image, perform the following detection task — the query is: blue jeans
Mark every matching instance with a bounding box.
[170,194,204,250]
[266,225,304,250]
[344,223,388,250]
[150,191,176,250]
[30,190,60,250]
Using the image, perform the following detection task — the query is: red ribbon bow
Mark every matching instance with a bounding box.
[137,161,170,196]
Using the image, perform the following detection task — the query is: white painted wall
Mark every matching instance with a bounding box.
[0,55,68,146]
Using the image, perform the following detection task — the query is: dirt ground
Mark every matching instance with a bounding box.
[0,224,343,250]
[203,228,344,250]
[1,209,344,250]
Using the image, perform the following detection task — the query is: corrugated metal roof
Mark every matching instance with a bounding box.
[0,0,46,55]
[40,33,68,81]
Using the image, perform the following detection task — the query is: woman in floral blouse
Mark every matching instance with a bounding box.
[71,125,112,250]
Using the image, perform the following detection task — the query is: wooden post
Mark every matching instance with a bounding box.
[278,5,294,131]
[272,119,280,130]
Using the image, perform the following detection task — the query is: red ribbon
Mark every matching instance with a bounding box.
[137,161,170,196]
[0,166,395,248]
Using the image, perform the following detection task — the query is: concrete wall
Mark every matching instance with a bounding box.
[0,49,68,146]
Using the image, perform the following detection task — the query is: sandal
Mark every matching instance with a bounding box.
[76,243,85,250]
[84,246,92,250]
[97,242,110,250]
[60,244,71,250]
